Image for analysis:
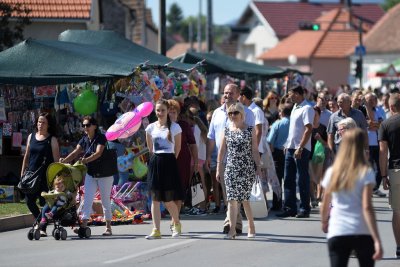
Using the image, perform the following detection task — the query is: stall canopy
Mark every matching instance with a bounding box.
[59,30,195,72]
[179,51,286,79]
[0,39,145,85]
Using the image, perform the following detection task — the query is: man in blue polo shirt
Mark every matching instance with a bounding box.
[267,104,291,210]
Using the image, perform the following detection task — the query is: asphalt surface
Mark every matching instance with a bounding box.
[0,191,399,267]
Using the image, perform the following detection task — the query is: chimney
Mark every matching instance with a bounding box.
[300,0,309,3]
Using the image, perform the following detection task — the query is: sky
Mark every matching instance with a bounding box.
[146,0,250,25]
[146,0,384,26]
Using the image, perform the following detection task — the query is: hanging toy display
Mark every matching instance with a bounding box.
[73,84,98,115]
[105,101,153,141]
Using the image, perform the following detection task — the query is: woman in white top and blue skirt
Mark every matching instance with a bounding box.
[145,99,184,239]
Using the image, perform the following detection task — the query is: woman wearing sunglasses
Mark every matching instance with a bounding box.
[60,116,113,236]
[216,103,262,239]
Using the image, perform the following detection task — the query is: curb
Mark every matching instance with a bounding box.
[0,214,34,232]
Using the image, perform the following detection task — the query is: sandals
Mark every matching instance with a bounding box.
[102,228,112,236]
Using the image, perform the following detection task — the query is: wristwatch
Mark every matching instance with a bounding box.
[297,147,303,151]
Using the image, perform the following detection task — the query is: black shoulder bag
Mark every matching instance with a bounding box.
[18,138,50,194]
[84,137,118,178]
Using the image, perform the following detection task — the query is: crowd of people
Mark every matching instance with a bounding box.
[20,82,400,264]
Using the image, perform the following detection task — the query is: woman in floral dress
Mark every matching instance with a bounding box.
[216,103,262,239]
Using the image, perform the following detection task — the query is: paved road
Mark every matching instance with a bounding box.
[0,193,398,267]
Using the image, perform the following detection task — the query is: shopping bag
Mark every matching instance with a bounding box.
[249,176,268,218]
[312,140,325,164]
[18,168,44,194]
[87,144,118,178]
[191,172,205,206]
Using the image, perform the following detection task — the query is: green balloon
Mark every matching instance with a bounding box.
[73,89,98,115]
[133,157,148,178]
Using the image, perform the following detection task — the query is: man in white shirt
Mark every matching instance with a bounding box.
[276,85,314,218]
[239,86,267,154]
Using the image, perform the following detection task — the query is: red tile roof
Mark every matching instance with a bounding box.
[253,1,384,39]
[167,42,208,59]
[361,3,400,54]
[2,0,91,19]
[259,8,362,60]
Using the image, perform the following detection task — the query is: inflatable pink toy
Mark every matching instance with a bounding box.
[105,102,153,141]
[119,121,141,139]
[135,101,153,117]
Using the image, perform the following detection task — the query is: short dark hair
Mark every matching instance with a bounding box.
[289,85,304,95]
[240,86,253,100]
[280,104,292,117]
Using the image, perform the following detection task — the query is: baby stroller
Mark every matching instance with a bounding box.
[27,162,88,240]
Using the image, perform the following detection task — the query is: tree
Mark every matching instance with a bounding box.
[381,0,400,11]
[0,2,31,51]
[167,3,183,34]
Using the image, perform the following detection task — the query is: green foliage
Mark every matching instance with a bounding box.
[0,2,31,51]
[167,2,183,34]
[381,0,400,11]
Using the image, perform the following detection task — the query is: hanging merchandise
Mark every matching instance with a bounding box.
[132,157,148,179]
[73,83,98,115]
[100,81,119,117]
[105,102,153,141]
[54,85,71,111]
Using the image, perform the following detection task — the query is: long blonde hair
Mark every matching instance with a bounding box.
[327,128,369,192]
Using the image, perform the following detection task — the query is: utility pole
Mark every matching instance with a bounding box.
[358,19,363,87]
[197,0,202,52]
[206,0,213,52]
[158,0,166,55]
[141,0,147,47]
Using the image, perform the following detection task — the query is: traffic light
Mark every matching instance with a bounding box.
[298,21,320,31]
[354,59,362,78]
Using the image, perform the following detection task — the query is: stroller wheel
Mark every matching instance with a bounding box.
[34,229,41,240]
[27,229,34,240]
[60,228,67,240]
[78,227,85,239]
[52,228,56,237]
[84,227,91,239]
[54,229,61,240]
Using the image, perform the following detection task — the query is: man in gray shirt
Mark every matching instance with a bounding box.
[327,93,368,154]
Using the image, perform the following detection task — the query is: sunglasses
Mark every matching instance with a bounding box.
[269,97,278,100]
[82,123,92,128]
[228,111,240,116]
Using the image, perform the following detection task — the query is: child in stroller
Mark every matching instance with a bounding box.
[27,162,88,241]
[39,174,73,235]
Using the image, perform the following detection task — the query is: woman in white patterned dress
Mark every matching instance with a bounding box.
[216,103,262,239]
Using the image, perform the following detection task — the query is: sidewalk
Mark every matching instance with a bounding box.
[0,214,34,232]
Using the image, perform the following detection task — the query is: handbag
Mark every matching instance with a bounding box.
[312,140,325,164]
[190,172,205,206]
[85,139,118,178]
[18,158,46,194]
[249,176,268,218]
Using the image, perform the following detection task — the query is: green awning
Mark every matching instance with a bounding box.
[59,30,196,72]
[0,39,143,85]
[179,51,285,79]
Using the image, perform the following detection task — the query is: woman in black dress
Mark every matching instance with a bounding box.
[21,113,60,236]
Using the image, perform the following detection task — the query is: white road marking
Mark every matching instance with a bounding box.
[103,233,216,264]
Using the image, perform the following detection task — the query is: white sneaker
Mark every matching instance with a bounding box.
[171,223,182,238]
